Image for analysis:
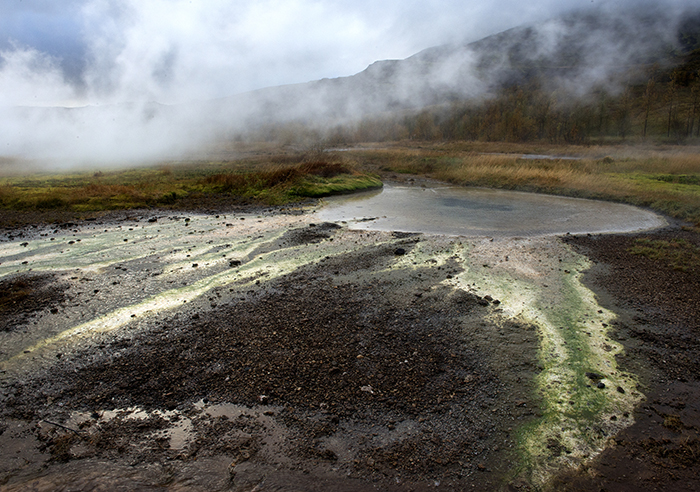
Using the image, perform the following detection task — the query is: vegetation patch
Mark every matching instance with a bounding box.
[629,237,700,272]
[203,160,380,203]
[0,156,380,214]
[656,174,700,185]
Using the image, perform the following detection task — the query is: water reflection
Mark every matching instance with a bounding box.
[317,183,666,236]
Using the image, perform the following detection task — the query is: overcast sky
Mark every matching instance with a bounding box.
[5,0,695,107]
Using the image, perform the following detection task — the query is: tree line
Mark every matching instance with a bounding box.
[336,62,700,145]
[239,49,700,146]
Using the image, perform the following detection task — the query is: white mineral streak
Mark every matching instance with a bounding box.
[447,236,641,485]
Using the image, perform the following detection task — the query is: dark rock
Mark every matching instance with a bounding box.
[394,248,406,256]
[597,382,606,389]
[585,372,604,380]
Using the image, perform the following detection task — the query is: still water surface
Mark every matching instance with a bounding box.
[317,183,666,236]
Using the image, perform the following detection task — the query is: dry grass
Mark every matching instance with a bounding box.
[2,140,699,224]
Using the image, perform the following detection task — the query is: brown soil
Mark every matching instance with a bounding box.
[555,229,700,491]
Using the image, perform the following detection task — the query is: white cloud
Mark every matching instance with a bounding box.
[0,45,77,107]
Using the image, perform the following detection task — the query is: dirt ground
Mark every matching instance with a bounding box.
[0,211,542,491]
[0,205,699,491]
[551,230,700,491]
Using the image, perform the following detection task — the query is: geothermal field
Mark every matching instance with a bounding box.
[1,173,699,491]
[2,1,700,490]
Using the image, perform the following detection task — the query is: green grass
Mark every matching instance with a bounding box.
[629,237,700,272]
[0,157,381,214]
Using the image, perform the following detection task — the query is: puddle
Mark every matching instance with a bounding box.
[316,184,665,236]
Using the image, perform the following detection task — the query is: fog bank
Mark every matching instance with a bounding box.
[1,1,698,166]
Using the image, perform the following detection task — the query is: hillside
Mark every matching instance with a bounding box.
[4,5,700,164]
[215,5,699,126]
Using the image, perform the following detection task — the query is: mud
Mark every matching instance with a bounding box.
[0,206,697,490]
[551,230,700,492]
[0,215,542,491]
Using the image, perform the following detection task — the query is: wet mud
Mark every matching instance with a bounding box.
[551,230,700,492]
[0,215,543,491]
[0,207,697,490]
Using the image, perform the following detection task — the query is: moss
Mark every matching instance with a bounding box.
[291,174,382,197]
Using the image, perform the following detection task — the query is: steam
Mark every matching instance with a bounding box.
[0,0,698,166]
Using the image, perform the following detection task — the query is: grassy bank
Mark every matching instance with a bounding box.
[0,154,381,221]
[1,141,699,228]
[344,142,700,225]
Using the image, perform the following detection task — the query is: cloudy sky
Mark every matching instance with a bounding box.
[4,0,693,108]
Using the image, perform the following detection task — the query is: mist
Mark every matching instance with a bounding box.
[0,0,698,166]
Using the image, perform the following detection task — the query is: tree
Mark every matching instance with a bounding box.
[665,70,680,138]
[642,76,656,140]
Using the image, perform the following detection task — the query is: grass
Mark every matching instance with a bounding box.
[2,140,700,227]
[0,155,381,216]
[629,237,700,272]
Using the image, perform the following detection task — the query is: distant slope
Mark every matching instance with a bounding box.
[209,4,700,129]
